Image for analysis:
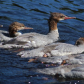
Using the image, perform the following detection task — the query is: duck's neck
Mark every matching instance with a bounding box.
[9,30,22,37]
[9,30,16,37]
[48,19,59,40]
[48,18,58,32]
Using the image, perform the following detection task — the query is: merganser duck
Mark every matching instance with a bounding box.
[17,37,84,58]
[0,22,33,42]
[35,55,84,79]
[4,12,76,47]
[35,63,83,79]
[9,22,33,37]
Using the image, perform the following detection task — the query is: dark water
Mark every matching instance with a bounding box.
[0,0,84,84]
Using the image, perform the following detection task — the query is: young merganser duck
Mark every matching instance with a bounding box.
[17,37,84,58]
[35,55,84,79]
[4,12,76,47]
[0,22,33,42]
[9,22,33,37]
[35,63,83,79]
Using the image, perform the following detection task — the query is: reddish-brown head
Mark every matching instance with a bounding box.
[75,37,84,46]
[9,22,33,37]
[50,12,76,21]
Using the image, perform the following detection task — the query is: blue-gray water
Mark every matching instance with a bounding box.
[0,0,84,84]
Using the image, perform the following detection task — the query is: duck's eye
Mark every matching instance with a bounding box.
[60,16,64,18]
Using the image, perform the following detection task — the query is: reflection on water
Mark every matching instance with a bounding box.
[0,0,84,84]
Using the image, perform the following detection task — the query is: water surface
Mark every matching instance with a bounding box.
[0,0,84,84]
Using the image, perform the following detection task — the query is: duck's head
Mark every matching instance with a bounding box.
[50,12,76,22]
[48,12,76,31]
[75,37,84,46]
[9,22,33,37]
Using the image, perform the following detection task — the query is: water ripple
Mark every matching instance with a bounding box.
[30,8,48,14]
[12,3,26,10]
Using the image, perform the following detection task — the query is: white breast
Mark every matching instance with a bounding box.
[15,32,22,36]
